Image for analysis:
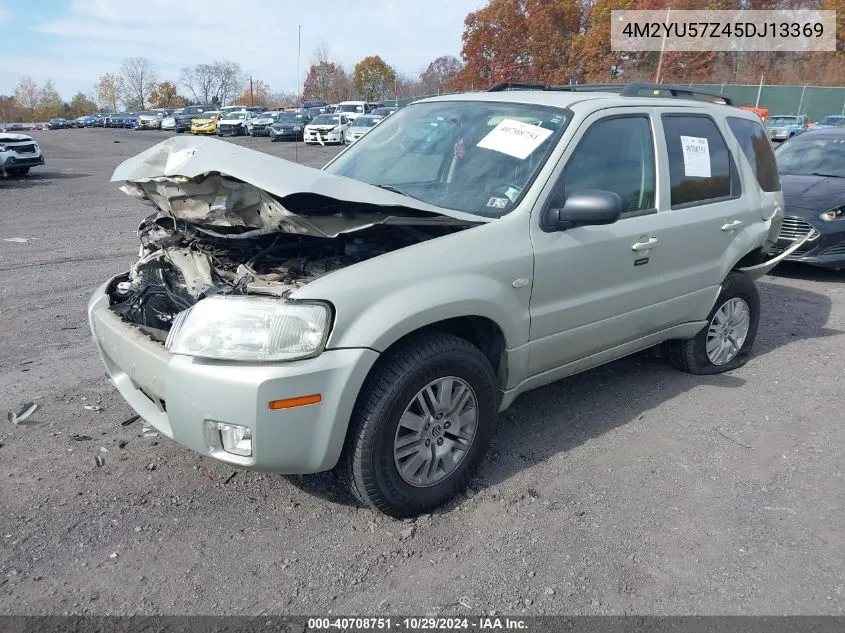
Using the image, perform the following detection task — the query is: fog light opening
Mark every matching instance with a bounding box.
[208,421,252,456]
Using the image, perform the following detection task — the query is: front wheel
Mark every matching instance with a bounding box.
[5,167,29,177]
[665,272,760,374]
[338,331,499,517]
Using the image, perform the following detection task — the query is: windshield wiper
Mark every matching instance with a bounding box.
[811,172,845,178]
[375,184,412,197]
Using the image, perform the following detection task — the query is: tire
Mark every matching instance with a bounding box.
[338,331,499,517]
[665,272,760,375]
[5,167,29,177]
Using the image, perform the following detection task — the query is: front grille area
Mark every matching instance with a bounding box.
[778,216,820,241]
[9,144,36,154]
[822,243,845,256]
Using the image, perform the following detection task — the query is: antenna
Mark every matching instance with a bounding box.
[295,24,301,164]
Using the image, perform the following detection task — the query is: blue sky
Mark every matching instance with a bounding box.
[0,0,487,100]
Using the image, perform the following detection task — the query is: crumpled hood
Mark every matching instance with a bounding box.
[0,134,34,143]
[781,174,845,213]
[111,135,487,238]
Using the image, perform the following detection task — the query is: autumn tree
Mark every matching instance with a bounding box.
[234,79,271,107]
[420,56,463,94]
[353,56,396,101]
[120,57,159,109]
[0,95,21,122]
[95,73,122,112]
[303,62,351,102]
[14,76,40,116]
[69,91,97,116]
[148,81,188,108]
[34,80,63,119]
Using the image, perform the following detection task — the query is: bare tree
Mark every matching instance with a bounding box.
[180,64,216,104]
[14,76,39,115]
[95,73,123,112]
[213,60,245,106]
[310,41,332,66]
[119,57,158,109]
[180,60,245,106]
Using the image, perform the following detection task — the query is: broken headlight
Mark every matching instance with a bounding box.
[165,296,331,362]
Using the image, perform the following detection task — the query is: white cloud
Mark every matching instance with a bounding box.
[5,0,487,99]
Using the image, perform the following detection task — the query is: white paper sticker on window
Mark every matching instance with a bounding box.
[680,135,711,178]
[476,119,554,160]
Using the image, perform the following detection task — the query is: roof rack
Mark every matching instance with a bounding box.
[486,81,733,105]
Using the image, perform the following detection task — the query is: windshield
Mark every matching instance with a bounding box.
[768,116,799,125]
[339,104,364,113]
[200,111,221,119]
[775,136,845,177]
[352,116,379,128]
[324,100,569,218]
[275,113,303,123]
[821,116,845,126]
[225,111,248,119]
[312,114,341,125]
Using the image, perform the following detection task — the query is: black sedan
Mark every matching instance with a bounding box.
[773,129,845,268]
[268,112,311,142]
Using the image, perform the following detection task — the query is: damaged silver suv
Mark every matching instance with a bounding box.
[88,83,805,517]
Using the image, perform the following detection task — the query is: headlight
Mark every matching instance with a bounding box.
[165,296,331,362]
[820,206,845,221]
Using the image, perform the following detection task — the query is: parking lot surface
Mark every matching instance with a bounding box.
[1,128,844,616]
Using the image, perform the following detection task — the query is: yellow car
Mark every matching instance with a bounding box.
[191,111,223,135]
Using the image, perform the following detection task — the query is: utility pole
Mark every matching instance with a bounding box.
[654,6,671,84]
[249,75,254,106]
[297,25,302,105]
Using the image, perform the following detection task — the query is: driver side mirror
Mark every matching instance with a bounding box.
[548,190,622,231]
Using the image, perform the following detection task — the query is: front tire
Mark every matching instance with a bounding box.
[339,331,499,517]
[5,167,29,177]
[665,272,759,375]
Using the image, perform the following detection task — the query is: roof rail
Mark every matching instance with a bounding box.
[486,81,733,105]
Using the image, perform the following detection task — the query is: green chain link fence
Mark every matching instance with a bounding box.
[387,84,845,122]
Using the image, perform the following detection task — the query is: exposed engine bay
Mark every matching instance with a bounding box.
[107,214,459,340]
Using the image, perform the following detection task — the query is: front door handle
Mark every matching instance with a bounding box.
[632,237,659,251]
[721,219,744,231]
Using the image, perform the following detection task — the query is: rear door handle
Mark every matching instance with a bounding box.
[632,237,659,251]
[721,220,744,231]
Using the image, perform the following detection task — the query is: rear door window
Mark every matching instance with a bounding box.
[661,114,740,208]
[726,116,781,192]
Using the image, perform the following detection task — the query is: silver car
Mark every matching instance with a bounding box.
[88,84,797,517]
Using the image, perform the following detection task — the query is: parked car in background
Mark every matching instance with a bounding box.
[766,114,808,142]
[48,118,71,129]
[74,115,96,127]
[247,111,281,136]
[217,110,253,136]
[191,111,223,135]
[301,100,328,112]
[809,115,845,130]
[123,113,141,129]
[343,114,384,144]
[371,106,399,118]
[333,101,368,121]
[138,110,166,129]
[161,110,180,131]
[92,114,108,127]
[174,105,216,132]
[772,129,845,268]
[268,111,311,141]
[303,113,352,145]
[0,131,45,177]
[105,112,130,128]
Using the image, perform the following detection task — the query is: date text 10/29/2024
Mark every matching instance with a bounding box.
[307,617,529,631]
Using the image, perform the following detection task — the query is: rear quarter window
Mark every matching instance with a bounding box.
[726,116,781,192]
[661,114,740,208]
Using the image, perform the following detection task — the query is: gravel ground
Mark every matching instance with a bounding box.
[0,128,844,616]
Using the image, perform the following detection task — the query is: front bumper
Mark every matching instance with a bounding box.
[304,130,343,143]
[87,279,379,473]
[1,151,45,171]
[192,126,217,134]
[138,120,160,129]
[770,212,845,268]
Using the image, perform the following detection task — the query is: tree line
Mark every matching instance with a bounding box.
[3,0,843,122]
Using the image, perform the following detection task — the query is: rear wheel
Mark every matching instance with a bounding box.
[665,272,759,374]
[339,331,499,517]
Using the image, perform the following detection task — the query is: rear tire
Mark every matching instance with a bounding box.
[665,272,760,375]
[338,331,499,518]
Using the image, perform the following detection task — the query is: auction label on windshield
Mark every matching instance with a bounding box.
[476,119,553,160]
[307,616,530,631]
[611,9,835,51]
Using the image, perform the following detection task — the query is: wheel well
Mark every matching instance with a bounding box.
[384,317,508,386]
[733,247,764,270]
